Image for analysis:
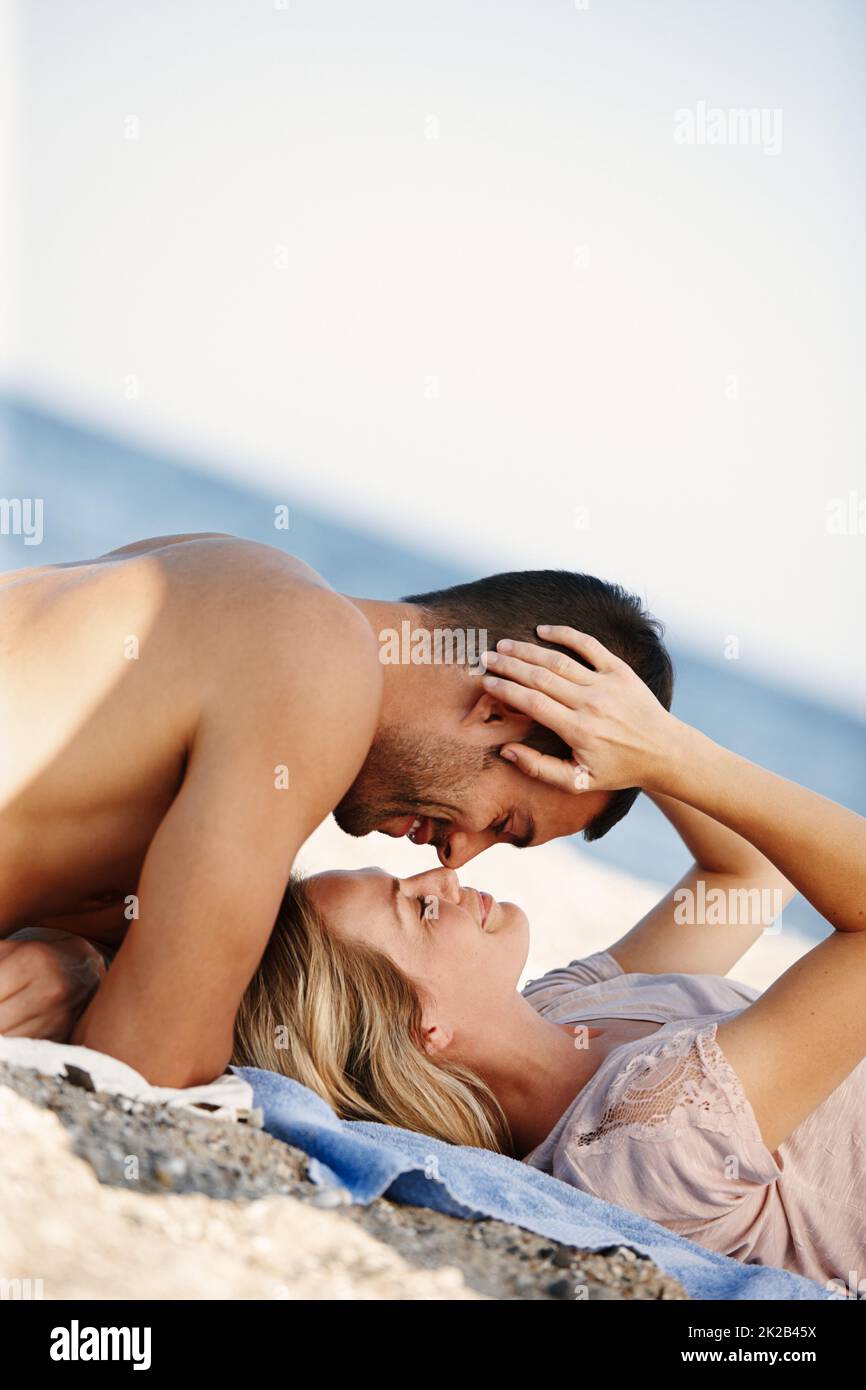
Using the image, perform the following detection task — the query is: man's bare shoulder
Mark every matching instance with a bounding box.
[0,533,330,603]
[97,534,360,640]
[174,542,376,668]
[219,579,382,727]
[193,554,383,831]
[103,533,385,750]
[95,533,382,725]
[104,533,333,594]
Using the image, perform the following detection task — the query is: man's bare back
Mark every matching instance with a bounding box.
[0,534,383,1082]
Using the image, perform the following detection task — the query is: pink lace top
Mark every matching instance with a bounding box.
[521,950,866,1292]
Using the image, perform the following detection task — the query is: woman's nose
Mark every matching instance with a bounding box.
[404,867,461,900]
[410,866,462,901]
[426,866,460,902]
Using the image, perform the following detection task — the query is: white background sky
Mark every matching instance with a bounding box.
[3,0,865,716]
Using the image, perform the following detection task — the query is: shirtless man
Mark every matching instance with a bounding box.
[0,533,672,1085]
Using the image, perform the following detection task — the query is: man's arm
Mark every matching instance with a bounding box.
[72,593,382,1086]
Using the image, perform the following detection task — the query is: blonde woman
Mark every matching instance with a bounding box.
[234,627,866,1288]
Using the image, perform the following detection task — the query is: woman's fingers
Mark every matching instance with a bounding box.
[501,743,591,792]
[482,649,586,705]
[535,625,622,673]
[490,638,596,685]
[480,672,580,745]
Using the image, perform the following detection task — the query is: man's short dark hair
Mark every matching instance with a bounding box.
[401,569,674,842]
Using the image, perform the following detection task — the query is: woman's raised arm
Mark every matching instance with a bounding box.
[604,790,795,977]
[482,626,866,1150]
[658,722,866,1152]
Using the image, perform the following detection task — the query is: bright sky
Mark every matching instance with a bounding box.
[3,0,865,716]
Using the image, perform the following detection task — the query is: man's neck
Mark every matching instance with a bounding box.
[347,597,418,646]
[345,596,466,724]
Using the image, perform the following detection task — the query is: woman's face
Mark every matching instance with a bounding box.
[306,866,529,1058]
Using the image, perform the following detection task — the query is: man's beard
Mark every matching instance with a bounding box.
[333,722,489,838]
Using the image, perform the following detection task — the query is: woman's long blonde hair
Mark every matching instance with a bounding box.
[232,873,512,1153]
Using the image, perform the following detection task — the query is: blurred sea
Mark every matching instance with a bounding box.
[2,393,863,941]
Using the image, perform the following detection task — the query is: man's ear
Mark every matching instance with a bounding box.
[461,689,535,743]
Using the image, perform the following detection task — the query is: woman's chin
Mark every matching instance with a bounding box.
[502,900,528,931]
[490,900,530,959]
[501,902,531,980]
[485,898,524,933]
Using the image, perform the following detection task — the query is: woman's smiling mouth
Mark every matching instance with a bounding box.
[477,889,494,929]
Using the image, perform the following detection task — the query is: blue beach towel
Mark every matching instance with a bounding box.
[235,1067,834,1301]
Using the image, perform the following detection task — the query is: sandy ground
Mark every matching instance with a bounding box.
[0,1063,685,1301]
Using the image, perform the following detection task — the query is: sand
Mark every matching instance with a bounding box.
[0,1063,685,1301]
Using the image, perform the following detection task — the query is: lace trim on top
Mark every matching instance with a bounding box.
[569,1023,753,1153]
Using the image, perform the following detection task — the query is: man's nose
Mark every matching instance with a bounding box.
[437,830,492,869]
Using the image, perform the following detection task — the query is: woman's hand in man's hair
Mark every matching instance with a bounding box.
[480,625,681,795]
